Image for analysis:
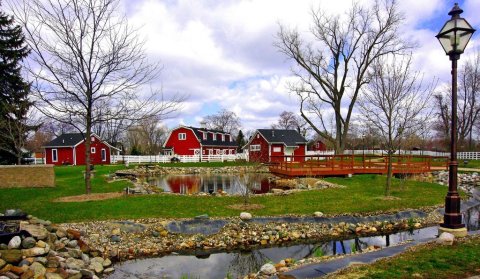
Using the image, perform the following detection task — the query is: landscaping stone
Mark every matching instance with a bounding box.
[437,232,455,245]
[240,212,252,220]
[259,263,276,275]
[20,238,36,249]
[7,237,21,250]
[29,262,46,277]
[0,259,6,269]
[194,214,209,220]
[0,250,22,263]
[314,211,324,217]
[20,224,48,240]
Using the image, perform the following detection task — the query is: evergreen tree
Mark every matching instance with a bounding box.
[0,7,32,164]
[236,130,246,153]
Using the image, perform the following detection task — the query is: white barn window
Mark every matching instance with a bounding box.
[178,133,186,140]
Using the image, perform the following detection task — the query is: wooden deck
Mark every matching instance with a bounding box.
[269,155,449,177]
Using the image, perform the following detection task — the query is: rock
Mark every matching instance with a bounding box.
[103,267,114,274]
[45,273,63,279]
[240,212,252,221]
[67,240,78,248]
[67,249,82,259]
[34,257,47,265]
[102,258,111,267]
[314,211,324,217]
[89,261,103,274]
[259,263,276,275]
[17,259,31,267]
[29,262,46,278]
[111,228,121,236]
[151,231,160,237]
[110,235,121,243]
[21,238,36,249]
[8,237,21,250]
[46,257,60,268]
[0,259,5,269]
[20,224,48,240]
[19,269,34,279]
[2,272,18,279]
[22,247,47,257]
[1,250,23,263]
[159,230,168,237]
[272,188,284,194]
[437,232,455,245]
[66,229,81,240]
[36,240,46,248]
[81,254,90,265]
[80,269,94,278]
[55,228,67,238]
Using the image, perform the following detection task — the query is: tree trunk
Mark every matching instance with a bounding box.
[386,152,392,197]
[85,106,92,195]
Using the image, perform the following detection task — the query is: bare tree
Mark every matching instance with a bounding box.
[271,111,310,137]
[358,55,434,196]
[276,0,411,154]
[203,109,241,135]
[10,0,184,194]
[433,51,480,151]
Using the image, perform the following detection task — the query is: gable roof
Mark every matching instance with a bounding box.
[188,126,237,147]
[44,133,85,148]
[257,129,307,147]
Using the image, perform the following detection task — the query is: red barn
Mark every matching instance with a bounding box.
[246,129,307,163]
[43,133,120,165]
[163,126,237,156]
[309,139,327,151]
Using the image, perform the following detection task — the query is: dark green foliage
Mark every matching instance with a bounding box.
[236,130,246,152]
[0,7,32,164]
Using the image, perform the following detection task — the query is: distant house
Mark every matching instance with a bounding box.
[309,139,327,152]
[163,126,237,157]
[245,129,307,163]
[43,133,120,165]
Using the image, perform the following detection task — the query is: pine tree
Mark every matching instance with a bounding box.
[0,7,32,164]
[236,130,246,153]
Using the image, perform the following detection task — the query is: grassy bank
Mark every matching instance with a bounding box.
[331,234,480,279]
[0,165,449,223]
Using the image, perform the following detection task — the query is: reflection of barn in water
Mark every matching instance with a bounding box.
[160,174,272,195]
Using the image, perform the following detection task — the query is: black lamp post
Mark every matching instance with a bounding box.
[436,3,475,235]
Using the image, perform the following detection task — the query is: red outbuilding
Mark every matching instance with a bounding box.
[309,139,327,152]
[245,129,307,163]
[43,133,120,165]
[163,126,238,156]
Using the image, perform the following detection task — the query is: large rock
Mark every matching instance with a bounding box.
[0,250,23,263]
[7,236,21,250]
[314,211,324,217]
[46,273,64,279]
[437,232,455,245]
[22,247,47,257]
[29,262,46,278]
[21,237,36,249]
[240,212,252,221]
[20,224,48,240]
[0,259,6,269]
[259,263,276,275]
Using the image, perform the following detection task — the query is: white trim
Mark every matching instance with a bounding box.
[73,147,76,165]
[178,133,186,140]
[52,149,58,162]
[91,147,96,154]
[101,148,107,162]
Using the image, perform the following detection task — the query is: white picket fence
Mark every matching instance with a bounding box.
[111,153,248,164]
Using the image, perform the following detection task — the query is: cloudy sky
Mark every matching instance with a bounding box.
[36,0,480,133]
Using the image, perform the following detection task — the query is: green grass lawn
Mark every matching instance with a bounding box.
[460,159,480,169]
[0,165,449,223]
[331,234,480,279]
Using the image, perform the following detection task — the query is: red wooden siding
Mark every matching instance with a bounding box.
[45,147,74,165]
[164,127,201,155]
[248,133,270,163]
[75,138,111,165]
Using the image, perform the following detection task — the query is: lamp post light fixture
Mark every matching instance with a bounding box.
[436,3,475,237]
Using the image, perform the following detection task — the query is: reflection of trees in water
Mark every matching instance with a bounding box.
[227,250,269,277]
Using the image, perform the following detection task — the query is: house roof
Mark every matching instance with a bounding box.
[188,126,237,147]
[257,129,307,147]
[44,133,85,147]
[43,133,121,150]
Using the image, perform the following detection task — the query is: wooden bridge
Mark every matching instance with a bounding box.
[269,155,449,178]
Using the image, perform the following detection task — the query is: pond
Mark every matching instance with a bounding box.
[108,201,480,279]
[146,173,274,195]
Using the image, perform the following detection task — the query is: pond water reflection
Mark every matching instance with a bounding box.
[147,173,273,195]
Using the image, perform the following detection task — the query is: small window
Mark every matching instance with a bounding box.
[222,134,225,142]
[203,132,207,140]
[178,133,186,140]
[250,145,260,151]
[91,147,96,154]
[91,136,95,142]
[273,147,281,152]
[101,148,106,161]
[52,149,58,162]
[256,134,259,138]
